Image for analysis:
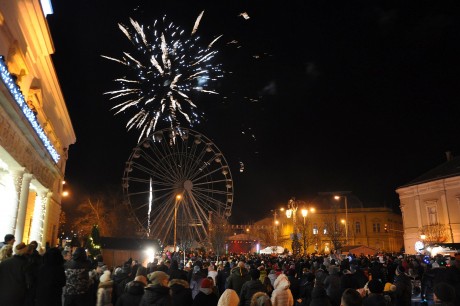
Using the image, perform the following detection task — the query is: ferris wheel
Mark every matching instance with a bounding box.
[122,127,234,245]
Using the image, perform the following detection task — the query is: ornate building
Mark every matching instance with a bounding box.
[396,152,460,254]
[240,194,404,254]
[0,1,75,248]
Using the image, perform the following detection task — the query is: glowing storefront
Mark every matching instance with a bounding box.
[0,0,75,248]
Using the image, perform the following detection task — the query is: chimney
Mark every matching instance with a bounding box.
[445,151,453,161]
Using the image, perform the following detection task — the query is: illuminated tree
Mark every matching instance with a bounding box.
[323,215,346,252]
[208,213,231,256]
[85,224,101,258]
[291,233,302,257]
[419,223,448,244]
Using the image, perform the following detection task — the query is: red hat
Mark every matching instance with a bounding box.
[201,278,213,288]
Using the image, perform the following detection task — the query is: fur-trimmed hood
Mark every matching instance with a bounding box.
[274,273,290,290]
[169,278,189,288]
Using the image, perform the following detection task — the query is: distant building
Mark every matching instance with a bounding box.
[0,1,75,248]
[396,152,460,254]
[239,193,404,254]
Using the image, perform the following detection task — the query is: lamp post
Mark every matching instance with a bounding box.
[286,197,302,256]
[334,195,348,245]
[301,209,308,256]
[274,210,278,248]
[174,194,182,252]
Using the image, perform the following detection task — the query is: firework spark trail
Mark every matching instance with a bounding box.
[102,11,223,142]
[148,177,153,236]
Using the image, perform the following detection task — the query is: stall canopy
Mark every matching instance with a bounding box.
[341,245,379,256]
[260,246,284,254]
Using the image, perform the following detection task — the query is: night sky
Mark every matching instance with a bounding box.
[47,0,460,223]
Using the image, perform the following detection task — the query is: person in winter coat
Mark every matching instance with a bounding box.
[324,265,341,306]
[362,279,390,306]
[268,269,278,287]
[340,288,362,306]
[271,273,294,306]
[216,262,231,296]
[391,265,412,306]
[35,247,67,306]
[169,278,193,306]
[63,247,93,306]
[168,260,188,281]
[309,286,331,306]
[0,242,32,306]
[239,268,267,306]
[115,275,146,306]
[0,244,13,262]
[141,271,172,306]
[97,270,113,306]
[286,268,299,300]
[433,282,456,306]
[225,261,251,295]
[296,272,315,306]
[217,288,240,306]
[263,275,274,297]
[190,265,205,299]
[112,263,131,304]
[192,278,219,306]
[258,265,268,284]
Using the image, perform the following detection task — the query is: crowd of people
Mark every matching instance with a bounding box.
[0,232,459,306]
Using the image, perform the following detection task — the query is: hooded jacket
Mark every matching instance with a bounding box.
[239,279,266,306]
[169,278,193,306]
[192,287,218,306]
[140,284,172,306]
[63,247,92,296]
[271,274,294,306]
[225,266,251,295]
[115,280,145,306]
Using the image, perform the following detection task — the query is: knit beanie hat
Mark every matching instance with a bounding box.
[201,278,213,288]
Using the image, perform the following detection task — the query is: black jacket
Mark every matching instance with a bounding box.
[115,280,145,306]
[140,284,172,306]
[170,279,193,306]
[239,279,267,306]
[393,273,412,306]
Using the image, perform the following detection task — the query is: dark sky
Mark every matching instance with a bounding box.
[47,0,460,223]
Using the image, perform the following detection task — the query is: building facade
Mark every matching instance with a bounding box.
[256,206,403,254]
[0,0,75,248]
[396,152,460,254]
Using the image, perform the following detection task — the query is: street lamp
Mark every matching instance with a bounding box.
[286,197,303,256]
[334,195,348,245]
[174,194,182,252]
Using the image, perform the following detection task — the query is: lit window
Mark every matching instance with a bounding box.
[313,223,318,235]
[428,206,438,225]
[323,224,328,235]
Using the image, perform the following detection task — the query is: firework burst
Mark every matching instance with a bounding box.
[102,11,223,141]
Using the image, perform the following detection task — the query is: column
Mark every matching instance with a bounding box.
[14,173,33,244]
[41,191,53,247]
[29,189,49,248]
[9,168,25,236]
